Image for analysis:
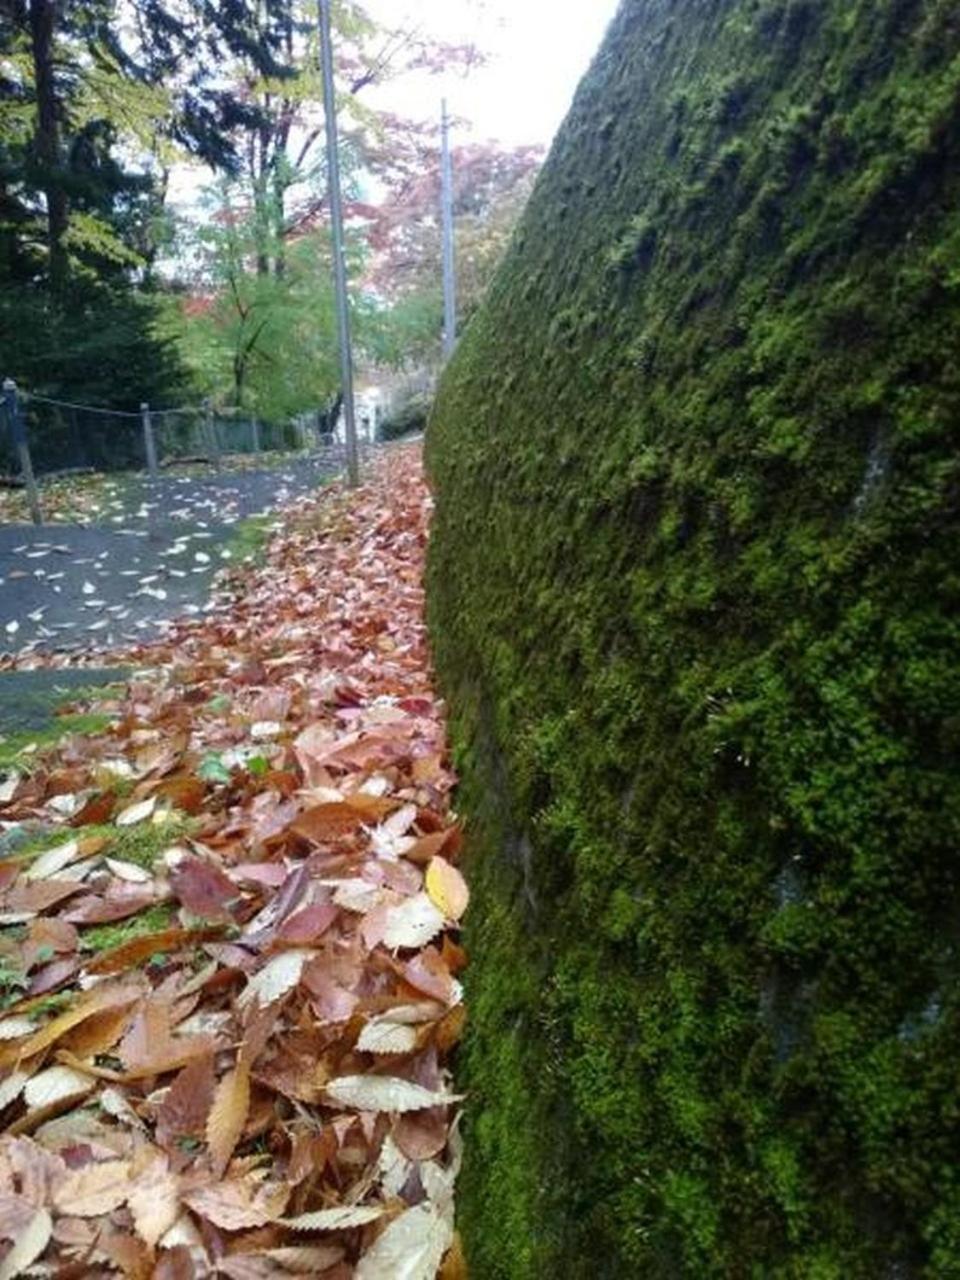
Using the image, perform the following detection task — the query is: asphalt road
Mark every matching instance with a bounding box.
[0,455,340,656]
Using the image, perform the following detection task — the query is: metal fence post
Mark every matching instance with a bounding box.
[140,402,159,479]
[205,400,221,468]
[252,419,261,454]
[3,379,42,525]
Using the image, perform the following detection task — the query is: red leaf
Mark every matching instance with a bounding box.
[170,857,239,922]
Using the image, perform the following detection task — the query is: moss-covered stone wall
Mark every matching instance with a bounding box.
[425,1,960,1275]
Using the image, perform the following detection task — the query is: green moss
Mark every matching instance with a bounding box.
[426,0,960,1274]
[9,814,191,877]
[0,713,113,770]
[81,903,175,952]
[225,514,277,567]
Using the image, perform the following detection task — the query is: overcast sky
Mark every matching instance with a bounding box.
[167,1,621,210]
[364,0,621,147]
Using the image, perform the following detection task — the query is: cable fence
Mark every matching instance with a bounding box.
[1,377,358,524]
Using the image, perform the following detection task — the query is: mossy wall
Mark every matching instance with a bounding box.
[425,1,960,1275]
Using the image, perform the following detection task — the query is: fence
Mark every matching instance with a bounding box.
[0,379,348,524]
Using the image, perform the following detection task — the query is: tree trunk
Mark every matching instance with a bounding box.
[29,0,68,291]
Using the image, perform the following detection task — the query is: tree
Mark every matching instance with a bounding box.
[368,139,543,367]
[0,0,187,410]
[176,182,379,422]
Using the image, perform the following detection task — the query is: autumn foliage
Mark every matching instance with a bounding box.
[0,446,466,1277]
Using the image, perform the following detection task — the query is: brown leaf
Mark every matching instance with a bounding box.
[63,880,160,925]
[117,1001,216,1077]
[156,775,207,815]
[288,802,369,844]
[98,1229,155,1279]
[275,903,338,945]
[402,948,455,1004]
[22,918,78,972]
[153,1246,196,1280]
[27,956,81,999]
[434,1004,467,1054]
[58,1005,132,1057]
[155,1054,216,1150]
[86,926,223,977]
[69,790,117,826]
[394,1107,449,1161]
[2,878,83,915]
[206,1062,251,1176]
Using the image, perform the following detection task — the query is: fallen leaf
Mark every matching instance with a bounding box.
[23,840,81,882]
[52,1158,131,1216]
[425,857,470,922]
[439,1232,468,1280]
[324,1076,458,1113]
[381,894,446,950]
[127,1150,180,1246]
[280,1204,385,1232]
[0,1207,51,1280]
[356,1012,422,1056]
[155,1054,215,1149]
[183,1175,288,1230]
[170,857,238,922]
[16,986,138,1060]
[21,1065,94,1111]
[356,1202,452,1280]
[116,795,157,827]
[237,950,312,1009]
[206,1062,250,1176]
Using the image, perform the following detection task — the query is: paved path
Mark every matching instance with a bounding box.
[0,456,340,655]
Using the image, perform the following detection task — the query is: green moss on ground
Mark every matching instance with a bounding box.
[426,0,960,1275]
[225,514,276,567]
[81,903,175,952]
[0,713,113,770]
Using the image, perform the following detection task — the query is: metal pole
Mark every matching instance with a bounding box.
[318,0,360,487]
[205,399,221,468]
[252,418,261,454]
[441,98,458,360]
[4,380,42,525]
[140,402,159,480]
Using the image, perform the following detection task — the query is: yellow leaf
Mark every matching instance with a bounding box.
[425,857,470,921]
[15,985,138,1061]
[206,1062,250,1176]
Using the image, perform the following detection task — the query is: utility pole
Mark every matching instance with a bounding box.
[318,0,360,487]
[441,98,457,361]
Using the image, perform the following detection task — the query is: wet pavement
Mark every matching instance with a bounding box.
[0,454,341,656]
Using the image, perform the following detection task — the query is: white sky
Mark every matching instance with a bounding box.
[364,0,621,147]
[167,0,620,211]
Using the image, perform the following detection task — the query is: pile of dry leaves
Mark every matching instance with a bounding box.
[0,445,468,1278]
